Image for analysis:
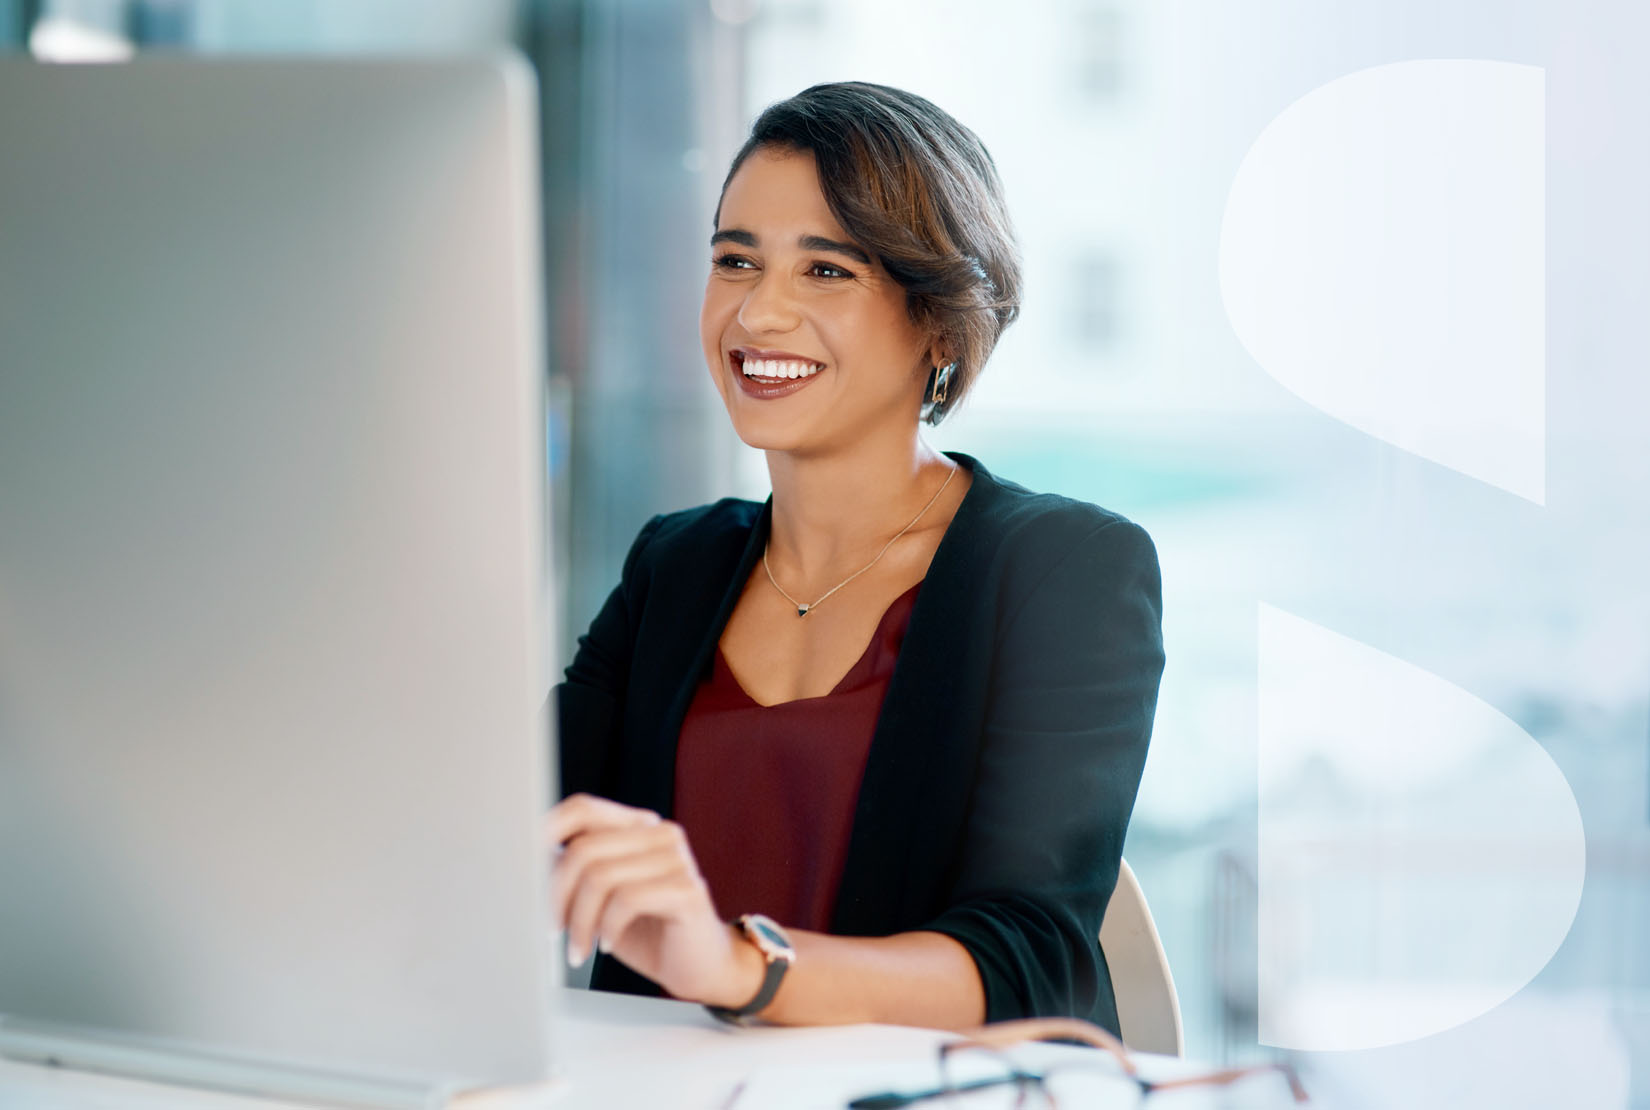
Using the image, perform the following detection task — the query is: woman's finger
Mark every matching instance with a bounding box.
[544,792,660,848]
[550,821,676,928]
[562,849,680,964]
[593,870,711,961]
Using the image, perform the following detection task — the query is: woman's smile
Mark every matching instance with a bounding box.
[731,346,828,400]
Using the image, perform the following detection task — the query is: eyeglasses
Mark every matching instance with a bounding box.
[847,1018,1310,1109]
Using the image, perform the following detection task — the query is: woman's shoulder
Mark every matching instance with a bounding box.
[951,455,1163,631]
[623,496,766,573]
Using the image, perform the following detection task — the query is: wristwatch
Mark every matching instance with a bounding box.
[704,913,796,1025]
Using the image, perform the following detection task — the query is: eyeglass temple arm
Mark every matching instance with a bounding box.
[946,1017,1137,1077]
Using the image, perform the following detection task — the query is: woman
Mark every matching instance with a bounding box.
[549,82,1164,1034]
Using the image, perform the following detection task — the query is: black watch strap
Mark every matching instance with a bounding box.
[705,954,787,1025]
[705,914,794,1025]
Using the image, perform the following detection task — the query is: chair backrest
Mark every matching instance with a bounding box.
[1100,858,1184,1056]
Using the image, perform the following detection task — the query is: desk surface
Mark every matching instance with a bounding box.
[0,988,1261,1110]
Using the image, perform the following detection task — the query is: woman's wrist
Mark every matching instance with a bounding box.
[698,921,772,1011]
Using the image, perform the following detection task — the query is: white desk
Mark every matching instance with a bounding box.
[0,989,1271,1110]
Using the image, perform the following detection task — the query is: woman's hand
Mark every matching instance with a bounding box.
[545,793,762,1008]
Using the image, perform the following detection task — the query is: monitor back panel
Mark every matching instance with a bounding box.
[0,56,555,1089]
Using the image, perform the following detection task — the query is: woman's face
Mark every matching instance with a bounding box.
[700,146,937,455]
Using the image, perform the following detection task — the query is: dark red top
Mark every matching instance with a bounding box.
[673,582,921,933]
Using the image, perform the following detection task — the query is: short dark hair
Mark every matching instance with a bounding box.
[716,82,1022,420]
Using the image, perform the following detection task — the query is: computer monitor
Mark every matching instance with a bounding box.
[0,55,558,1106]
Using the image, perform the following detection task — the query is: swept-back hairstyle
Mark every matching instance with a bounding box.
[716,82,1022,421]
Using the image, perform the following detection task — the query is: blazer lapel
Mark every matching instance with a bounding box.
[833,454,1006,935]
[625,499,771,819]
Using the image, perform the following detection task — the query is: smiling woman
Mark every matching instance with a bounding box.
[703,147,940,455]
[704,83,1020,433]
[551,82,1165,1035]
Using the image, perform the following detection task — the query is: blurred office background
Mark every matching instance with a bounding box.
[6,1,1646,1105]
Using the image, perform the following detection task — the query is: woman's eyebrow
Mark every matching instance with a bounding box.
[798,234,871,264]
[709,228,871,265]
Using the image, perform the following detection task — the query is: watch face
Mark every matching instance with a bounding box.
[743,914,795,961]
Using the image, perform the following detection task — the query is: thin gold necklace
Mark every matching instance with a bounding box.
[762,466,957,617]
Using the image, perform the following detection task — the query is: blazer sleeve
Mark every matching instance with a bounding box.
[554,514,665,801]
[919,516,1165,1025]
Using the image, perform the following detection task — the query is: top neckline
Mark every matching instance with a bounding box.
[715,579,923,708]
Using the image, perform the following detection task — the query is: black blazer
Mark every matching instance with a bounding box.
[556,453,1165,1032]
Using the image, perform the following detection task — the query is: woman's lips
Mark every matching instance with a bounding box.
[731,351,827,400]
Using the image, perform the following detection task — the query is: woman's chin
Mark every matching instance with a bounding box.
[716,398,805,450]
[728,422,807,453]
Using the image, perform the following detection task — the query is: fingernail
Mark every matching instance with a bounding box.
[597,935,611,955]
[567,941,585,965]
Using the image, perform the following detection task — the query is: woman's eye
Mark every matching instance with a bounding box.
[712,254,756,271]
[810,262,854,280]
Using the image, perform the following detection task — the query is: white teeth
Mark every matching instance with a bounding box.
[741,357,823,380]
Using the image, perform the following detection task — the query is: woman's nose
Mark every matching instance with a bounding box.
[736,272,800,334]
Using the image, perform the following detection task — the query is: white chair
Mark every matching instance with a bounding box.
[1099,858,1184,1056]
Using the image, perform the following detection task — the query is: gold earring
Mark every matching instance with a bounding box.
[922,361,957,425]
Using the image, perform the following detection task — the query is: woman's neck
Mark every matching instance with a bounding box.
[764,434,956,579]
